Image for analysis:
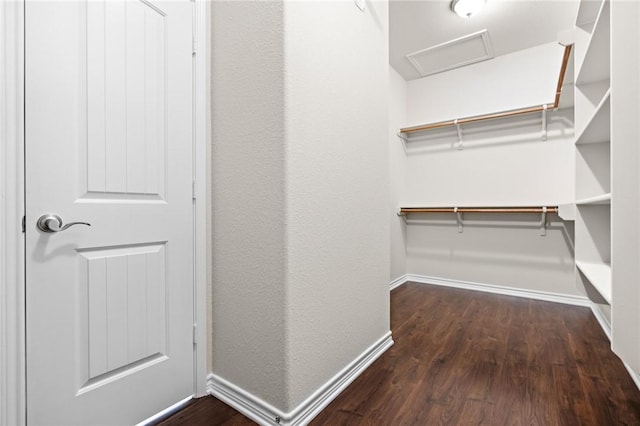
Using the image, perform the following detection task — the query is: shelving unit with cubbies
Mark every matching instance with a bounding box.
[573,0,640,377]
[573,0,611,310]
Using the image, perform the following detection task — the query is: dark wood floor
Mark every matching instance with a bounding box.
[155,282,640,425]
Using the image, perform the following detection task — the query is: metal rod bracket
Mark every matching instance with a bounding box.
[540,206,548,236]
[454,119,464,150]
[541,104,548,141]
[454,207,463,233]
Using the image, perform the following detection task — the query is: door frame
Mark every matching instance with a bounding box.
[0,1,210,424]
[193,0,210,401]
[1,1,26,425]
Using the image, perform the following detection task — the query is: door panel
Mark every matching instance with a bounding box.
[85,0,166,198]
[25,1,194,424]
[77,243,168,390]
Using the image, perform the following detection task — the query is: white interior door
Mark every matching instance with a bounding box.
[25,1,195,424]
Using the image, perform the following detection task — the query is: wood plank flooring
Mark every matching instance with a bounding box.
[154,282,640,425]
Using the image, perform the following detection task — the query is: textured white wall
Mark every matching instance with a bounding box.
[406,43,565,126]
[397,42,578,296]
[211,0,390,414]
[210,1,288,409]
[389,67,407,282]
[283,0,390,410]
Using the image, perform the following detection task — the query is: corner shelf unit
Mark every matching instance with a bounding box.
[574,0,611,306]
[573,0,640,377]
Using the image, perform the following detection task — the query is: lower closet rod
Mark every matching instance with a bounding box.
[399,206,559,215]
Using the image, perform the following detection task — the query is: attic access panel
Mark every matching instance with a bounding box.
[406,29,494,77]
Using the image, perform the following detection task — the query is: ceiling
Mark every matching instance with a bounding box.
[390,0,580,81]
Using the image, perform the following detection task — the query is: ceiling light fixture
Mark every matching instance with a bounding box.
[451,0,486,18]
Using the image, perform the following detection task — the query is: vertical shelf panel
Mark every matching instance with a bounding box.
[574,0,613,338]
[610,0,640,375]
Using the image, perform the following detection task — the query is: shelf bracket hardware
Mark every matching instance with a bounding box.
[541,104,548,141]
[397,131,408,142]
[454,207,464,233]
[540,206,548,236]
[454,119,464,150]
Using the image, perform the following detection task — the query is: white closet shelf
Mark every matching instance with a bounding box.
[576,0,610,85]
[576,193,611,205]
[576,260,612,303]
[575,89,610,145]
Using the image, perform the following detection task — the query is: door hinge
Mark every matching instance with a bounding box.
[192,181,197,200]
[193,324,198,344]
[192,38,197,55]
[21,215,25,233]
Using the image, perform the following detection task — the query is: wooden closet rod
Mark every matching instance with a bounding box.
[399,206,559,214]
[399,45,573,135]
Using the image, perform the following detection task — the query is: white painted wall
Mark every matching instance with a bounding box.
[404,42,574,206]
[389,67,407,282]
[283,1,390,410]
[406,43,565,125]
[397,42,579,297]
[211,0,288,409]
[211,0,390,415]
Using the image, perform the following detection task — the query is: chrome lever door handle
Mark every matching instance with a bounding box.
[37,214,91,233]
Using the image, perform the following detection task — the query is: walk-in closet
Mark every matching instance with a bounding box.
[390,0,640,386]
[4,0,640,424]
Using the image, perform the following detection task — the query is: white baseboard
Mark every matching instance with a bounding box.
[389,274,408,291]
[623,362,640,392]
[207,331,393,426]
[590,302,612,340]
[588,304,640,392]
[391,274,590,307]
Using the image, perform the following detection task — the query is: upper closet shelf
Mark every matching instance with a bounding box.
[575,89,610,145]
[398,45,573,144]
[575,0,610,85]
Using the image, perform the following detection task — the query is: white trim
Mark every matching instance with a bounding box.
[0,1,26,425]
[389,274,408,291]
[401,274,591,307]
[623,362,640,392]
[207,332,394,426]
[588,304,640,392]
[590,302,612,340]
[193,0,210,398]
